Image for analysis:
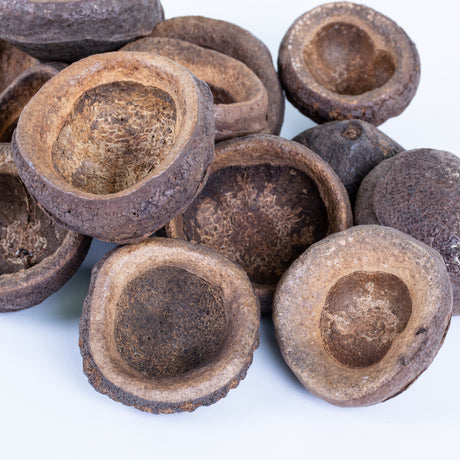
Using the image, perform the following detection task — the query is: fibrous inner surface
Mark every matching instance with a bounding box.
[0,174,66,274]
[52,81,177,195]
[182,164,329,285]
[114,266,226,378]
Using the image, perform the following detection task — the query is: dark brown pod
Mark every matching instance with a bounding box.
[274,225,452,407]
[12,51,215,244]
[278,2,420,125]
[0,40,37,93]
[0,143,91,312]
[0,0,164,62]
[0,62,66,142]
[293,119,404,204]
[167,134,352,314]
[355,149,460,315]
[151,16,284,135]
[121,37,268,141]
[79,237,260,414]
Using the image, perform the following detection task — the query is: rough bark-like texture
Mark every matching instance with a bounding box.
[0,0,164,62]
[355,149,460,315]
[79,238,260,414]
[293,119,403,204]
[0,62,66,142]
[167,134,352,314]
[273,225,452,406]
[0,143,91,312]
[12,52,215,244]
[279,2,420,125]
[122,37,268,141]
[151,16,284,135]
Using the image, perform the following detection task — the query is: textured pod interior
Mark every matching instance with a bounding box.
[114,266,227,378]
[51,81,177,195]
[182,163,329,285]
[320,271,412,368]
[0,173,66,275]
[304,22,396,95]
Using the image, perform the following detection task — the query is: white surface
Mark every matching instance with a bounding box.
[1,1,460,459]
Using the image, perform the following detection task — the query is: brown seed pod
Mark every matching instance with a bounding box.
[274,225,452,407]
[12,51,215,244]
[293,119,403,205]
[0,62,66,142]
[0,40,37,94]
[355,149,460,315]
[0,0,164,62]
[121,37,268,141]
[151,15,284,135]
[167,134,352,314]
[0,143,91,312]
[79,237,260,414]
[278,2,420,125]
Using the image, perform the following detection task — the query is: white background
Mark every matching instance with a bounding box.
[1,1,460,459]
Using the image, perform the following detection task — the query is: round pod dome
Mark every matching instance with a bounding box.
[121,37,268,141]
[151,16,285,135]
[355,149,460,315]
[12,51,215,244]
[79,238,260,414]
[274,225,452,407]
[0,143,91,312]
[0,0,164,62]
[278,2,420,125]
[167,134,352,313]
[293,119,403,205]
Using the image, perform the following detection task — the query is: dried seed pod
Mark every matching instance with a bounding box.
[293,119,404,204]
[279,2,420,125]
[167,134,352,314]
[274,225,452,407]
[12,51,215,244]
[0,143,91,312]
[122,37,268,141]
[0,40,37,93]
[151,15,284,135]
[355,149,460,314]
[0,0,164,62]
[0,62,66,142]
[80,237,260,414]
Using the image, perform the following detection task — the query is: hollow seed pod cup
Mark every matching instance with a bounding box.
[79,238,260,414]
[274,225,452,407]
[278,2,420,125]
[12,51,215,244]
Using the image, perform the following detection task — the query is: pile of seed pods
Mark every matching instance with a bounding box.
[0,0,458,413]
